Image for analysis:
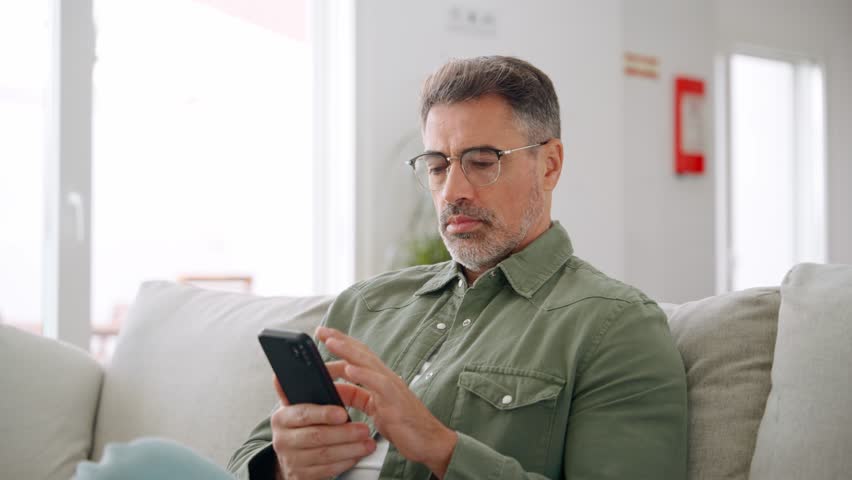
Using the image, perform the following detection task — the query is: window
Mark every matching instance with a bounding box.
[1,0,354,361]
[0,1,50,335]
[726,52,826,290]
[91,0,327,359]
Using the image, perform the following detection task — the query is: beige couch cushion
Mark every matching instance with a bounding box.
[92,281,333,467]
[0,324,103,480]
[749,263,852,479]
[667,287,779,480]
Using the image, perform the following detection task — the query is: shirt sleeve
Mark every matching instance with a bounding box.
[443,432,551,479]
[563,301,688,479]
[444,301,688,480]
[226,416,277,480]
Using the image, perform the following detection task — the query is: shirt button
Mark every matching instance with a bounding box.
[425,372,434,379]
[501,395,513,405]
[490,271,496,278]
[462,319,471,327]
[436,322,447,330]
[458,279,464,288]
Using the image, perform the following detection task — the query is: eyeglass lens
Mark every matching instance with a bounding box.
[413,149,500,190]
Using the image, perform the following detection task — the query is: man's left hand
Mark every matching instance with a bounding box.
[316,326,458,479]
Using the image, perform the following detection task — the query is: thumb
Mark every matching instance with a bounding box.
[273,376,290,406]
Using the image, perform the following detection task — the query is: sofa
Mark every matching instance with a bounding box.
[2,262,850,480]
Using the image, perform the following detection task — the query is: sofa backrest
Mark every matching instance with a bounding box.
[91,281,333,467]
[94,281,782,478]
[94,265,852,479]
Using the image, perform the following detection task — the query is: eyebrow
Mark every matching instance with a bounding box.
[421,144,501,157]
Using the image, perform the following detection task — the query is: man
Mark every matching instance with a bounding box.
[228,56,687,479]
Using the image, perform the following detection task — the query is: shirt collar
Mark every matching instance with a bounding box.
[414,260,462,296]
[414,221,574,298]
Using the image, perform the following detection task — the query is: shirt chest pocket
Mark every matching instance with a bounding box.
[449,365,565,473]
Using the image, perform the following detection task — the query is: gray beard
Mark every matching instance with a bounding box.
[439,186,542,274]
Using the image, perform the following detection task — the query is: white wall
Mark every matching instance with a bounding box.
[621,0,852,302]
[620,0,852,302]
[622,0,717,303]
[353,0,625,281]
[351,0,852,302]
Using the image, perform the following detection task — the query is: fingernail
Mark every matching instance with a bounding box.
[331,408,347,424]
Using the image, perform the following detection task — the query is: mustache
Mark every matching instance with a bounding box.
[440,202,495,228]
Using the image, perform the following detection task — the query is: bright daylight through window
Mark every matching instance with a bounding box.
[0,2,49,336]
[90,0,314,359]
[728,53,826,291]
[0,0,349,362]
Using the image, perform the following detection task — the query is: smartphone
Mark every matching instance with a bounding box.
[258,328,347,412]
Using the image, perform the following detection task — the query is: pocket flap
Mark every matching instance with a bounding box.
[457,366,564,410]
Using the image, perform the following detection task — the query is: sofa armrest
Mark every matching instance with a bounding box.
[0,324,103,480]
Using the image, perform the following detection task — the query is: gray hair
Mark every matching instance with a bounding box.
[419,56,561,141]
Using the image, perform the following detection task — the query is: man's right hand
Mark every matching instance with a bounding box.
[271,377,376,480]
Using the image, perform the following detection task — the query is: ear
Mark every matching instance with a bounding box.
[540,139,563,191]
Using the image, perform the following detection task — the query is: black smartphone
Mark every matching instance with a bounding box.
[258,328,347,411]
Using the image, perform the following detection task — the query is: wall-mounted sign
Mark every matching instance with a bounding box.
[624,52,659,79]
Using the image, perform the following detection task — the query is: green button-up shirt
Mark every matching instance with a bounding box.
[228,222,687,479]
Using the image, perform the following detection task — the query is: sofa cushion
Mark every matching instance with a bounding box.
[656,302,680,319]
[0,324,103,480]
[667,287,779,480]
[749,263,852,479]
[91,281,333,467]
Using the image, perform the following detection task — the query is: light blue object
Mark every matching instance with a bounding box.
[74,438,235,480]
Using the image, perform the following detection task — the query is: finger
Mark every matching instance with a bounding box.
[325,360,348,380]
[317,327,370,355]
[278,403,349,428]
[317,328,379,366]
[336,383,374,414]
[314,326,342,342]
[282,422,370,449]
[324,336,386,372]
[289,438,376,467]
[318,329,403,394]
[344,364,394,399]
[273,376,289,405]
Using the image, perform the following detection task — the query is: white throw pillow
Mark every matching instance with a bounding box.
[0,325,103,480]
[749,263,852,479]
[91,281,333,467]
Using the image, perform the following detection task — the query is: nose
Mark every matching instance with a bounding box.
[440,161,475,204]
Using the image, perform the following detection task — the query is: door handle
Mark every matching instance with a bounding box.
[66,191,86,244]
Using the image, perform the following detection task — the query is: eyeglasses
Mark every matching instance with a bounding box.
[405,140,548,191]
